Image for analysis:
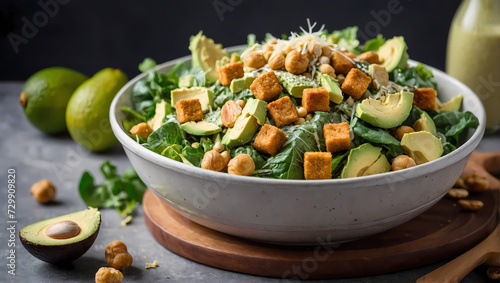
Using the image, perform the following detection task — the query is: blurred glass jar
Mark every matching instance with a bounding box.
[446,0,500,134]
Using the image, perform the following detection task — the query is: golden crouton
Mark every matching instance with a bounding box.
[130,122,153,139]
[357,51,380,64]
[267,96,298,127]
[302,87,330,113]
[323,122,350,153]
[332,52,354,75]
[412,88,437,111]
[304,152,332,180]
[250,71,283,101]
[341,68,372,99]
[253,124,287,156]
[175,99,204,124]
[218,61,244,86]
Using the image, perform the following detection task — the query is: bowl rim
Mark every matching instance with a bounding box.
[110,47,486,186]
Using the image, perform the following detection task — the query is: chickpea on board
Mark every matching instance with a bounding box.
[30,179,56,203]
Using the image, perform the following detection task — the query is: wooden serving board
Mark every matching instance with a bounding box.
[143,190,498,279]
[143,151,500,279]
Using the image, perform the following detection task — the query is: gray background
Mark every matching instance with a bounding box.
[1,0,461,81]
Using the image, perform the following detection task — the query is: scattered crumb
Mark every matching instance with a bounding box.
[120,215,133,227]
[145,260,159,269]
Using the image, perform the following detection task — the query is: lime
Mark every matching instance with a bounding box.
[20,67,88,134]
[66,68,128,152]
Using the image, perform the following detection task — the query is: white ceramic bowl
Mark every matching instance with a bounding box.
[110,50,485,245]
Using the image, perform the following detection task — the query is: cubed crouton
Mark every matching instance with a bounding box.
[357,51,380,64]
[250,71,283,101]
[304,152,332,180]
[341,68,372,99]
[302,87,330,113]
[218,61,244,86]
[175,98,204,124]
[323,122,350,153]
[267,96,298,127]
[253,124,287,155]
[412,88,437,111]
[332,52,355,75]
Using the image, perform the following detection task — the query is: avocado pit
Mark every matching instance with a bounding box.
[45,220,81,240]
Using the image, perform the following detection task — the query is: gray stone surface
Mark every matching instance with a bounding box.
[0,82,498,282]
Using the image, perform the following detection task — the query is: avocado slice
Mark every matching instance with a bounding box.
[412,111,437,135]
[19,207,100,264]
[355,91,414,129]
[275,70,318,98]
[341,143,391,178]
[171,87,214,113]
[318,72,343,104]
[147,99,173,131]
[178,74,195,88]
[230,74,257,94]
[221,115,259,148]
[401,131,443,165]
[437,95,463,112]
[240,98,267,126]
[368,64,389,88]
[189,31,227,83]
[377,36,409,72]
[181,121,221,136]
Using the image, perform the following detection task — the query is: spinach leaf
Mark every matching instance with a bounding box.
[391,63,437,90]
[261,111,342,179]
[170,62,206,87]
[433,111,479,145]
[327,26,360,53]
[78,161,146,218]
[435,132,457,156]
[203,108,223,127]
[363,34,385,52]
[181,145,205,167]
[332,151,349,177]
[402,106,425,127]
[212,83,254,109]
[147,115,185,153]
[161,144,183,162]
[351,118,404,158]
[233,145,267,170]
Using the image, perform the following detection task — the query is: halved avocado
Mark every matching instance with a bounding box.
[189,31,227,83]
[377,36,408,72]
[355,91,414,129]
[181,121,221,136]
[412,111,437,135]
[401,131,443,165]
[437,94,463,112]
[341,143,391,178]
[19,207,100,264]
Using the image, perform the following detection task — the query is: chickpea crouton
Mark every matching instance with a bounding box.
[175,99,204,124]
[250,71,283,101]
[332,52,355,75]
[412,88,437,111]
[323,122,350,153]
[304,152,332,180]
[302,87,330,113]
[130,122,153,139]
[217,61,244,86]
[267,96,298,127]
[253,124,287,155]
[357,51,380,64]
[341,68,372,99]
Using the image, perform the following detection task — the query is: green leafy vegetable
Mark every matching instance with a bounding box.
[247,33,256,47]
[433,111,479,145]
[363,34,385,52]
[138,58,157,73]
[79,161,147,218]
[391,63,437,89]
[332,151,349,177]
[212,83,255,108]
[351,118,404,158]
[147,115,185,152]
[233,145,267,170]
[327,26,360,53]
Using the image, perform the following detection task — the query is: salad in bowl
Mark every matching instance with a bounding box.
[120,22,479,181]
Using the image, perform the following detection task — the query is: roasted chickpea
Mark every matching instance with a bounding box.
[305,113,314,121]
[294,118,306,125]
[464,173,489,192]
[336,74,345,85]
[267,53,284,70]
[319,64,336,78]
[105,241,133,270]
[213,142,224,153]
[129,122,153,139]
[391,155,417,171]
[243,52,266,69]
[296,106,307,118]
[319,55,330,65]
[30,179,56,203]
[263,50,273,61]
[321,45,333,57]
[228,154,255,176]
[236,99,246,108]
[308,43,322,56]
[95,267,123,283]
[394,126,415,141]
[221,100,242,128]
[285,50,309,74]
[346,96,355,107]
[201,150,230,172]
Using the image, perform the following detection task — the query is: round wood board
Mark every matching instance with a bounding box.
[143,188,499,279]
